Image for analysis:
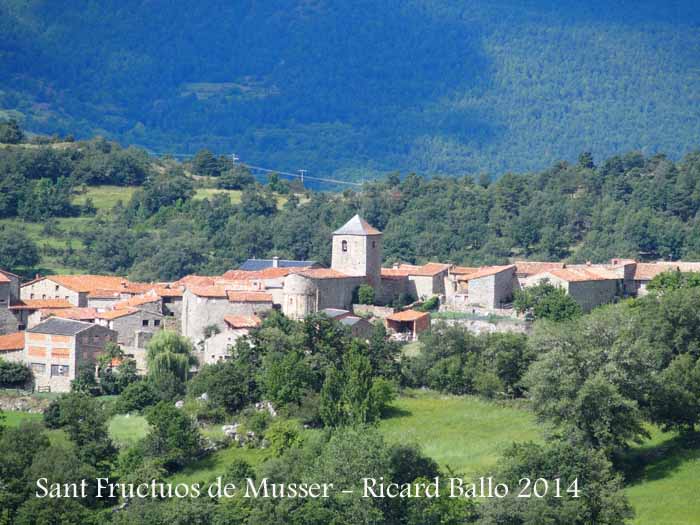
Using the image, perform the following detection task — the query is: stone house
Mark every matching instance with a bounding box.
[96,307,164,347]
[380,262,451,301]
[8,299,73,331]
[20,275,150,308]
[182,286,273,344]
[526,267,621,312]
[24,318,117,393]
[320,307,374,339]
[201,314,262,364]
[447,265,516,310]
[0,331,25,363]
[0,269,22,334]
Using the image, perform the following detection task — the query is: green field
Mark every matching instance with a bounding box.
[4,395,699,522]
[379,390,540,477]
[72,185,137,209]
[108,414,151,448]
[193,188,243,203]
[625,428,700,525]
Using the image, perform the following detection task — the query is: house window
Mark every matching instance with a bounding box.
[372,240,376,248]
[31,363,46,375]
[55,285,59,291]
[154,319,161,327]
[30,293,34,299]
[142,319,149,327]
[42,294,46,299]
[342,240,348,252]
[50,364,69,377]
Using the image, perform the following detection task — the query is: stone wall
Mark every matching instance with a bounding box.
[352,304,396,319]
[21,279,83,306]
[567,279,620,312]
[109,310,164,347]
[0,304,19,335]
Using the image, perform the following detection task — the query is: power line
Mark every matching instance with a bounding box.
[143,147,363,187]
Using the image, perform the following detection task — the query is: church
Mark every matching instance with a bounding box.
[281,215,385,319]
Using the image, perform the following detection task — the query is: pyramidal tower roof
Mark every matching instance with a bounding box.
[333,214,381,236]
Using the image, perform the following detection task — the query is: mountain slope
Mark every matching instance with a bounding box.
[1,0,699,178]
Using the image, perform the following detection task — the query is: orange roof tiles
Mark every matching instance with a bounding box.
[224,315,262,329]
[42,307,98,321]
[633,262,700,281]
[175,275,219,287]
[514,261,566,276]
[458,265,516,281]
[45,275,130,293]
[387,309,430,322]
[543,267,619,282]
[226,291,273,302]
[0,331,24,352]
[299,268,351,279]
[188,285,229,298]
[222,267,308,280]
[114,292,160,310]
[97,307,139,320]
[149,284,184,297]
[451,266,478,275]
[0,273,10,283]
[10,299,73,310]
[382,263,451,277]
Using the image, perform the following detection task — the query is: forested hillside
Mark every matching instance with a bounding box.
[2,123,700,280]
[1,1,699,179]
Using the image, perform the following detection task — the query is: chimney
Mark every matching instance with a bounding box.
[586,261,592,266]
[272,256,279,268]
[393,262,400,270]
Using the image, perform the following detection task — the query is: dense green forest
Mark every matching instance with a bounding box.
[1,122,700,280]
[1,1,699,179]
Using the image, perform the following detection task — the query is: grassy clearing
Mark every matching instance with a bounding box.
[625,428,700,525]
[193,188,243,204]
[2,411,70,447]
[72,185,137,210]
[108,414,151,448]
[378,390,540,478]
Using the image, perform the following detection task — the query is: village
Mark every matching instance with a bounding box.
[1,214,698,393]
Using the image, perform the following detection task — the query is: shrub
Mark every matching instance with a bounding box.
[357,284,375,305]
[116,381,159,413]
[0,360,31,387]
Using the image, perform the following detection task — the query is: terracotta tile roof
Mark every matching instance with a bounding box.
[382,263,450,278]
[43,275,130,293]
[226,291,273,302]
[0,273,10,283]
[387,309,430,322]
[88,289,122,299]
[514,261,566,276]
[299,268,351,279]
[0,269,19,279]
[542,267,619,282]
[97,307,139,320]
[149,284,184,297]
[188,285,229,298]
[0,331,24,352]
[175,275,219,287]
[10,299,73,310]
[42,307,98,321]
[458,265,516,281]
[633,262,700,281]
[224,315,262,329]
[451,266,478,275]
[380,269,409,280]
[223,267,308,280]
[114,292,161,310]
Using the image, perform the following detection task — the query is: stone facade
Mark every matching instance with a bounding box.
[97,309,164,347]
[25,320,117,393]
[21,278,84,306]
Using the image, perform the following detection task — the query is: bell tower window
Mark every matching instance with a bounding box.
[342,240,348,252]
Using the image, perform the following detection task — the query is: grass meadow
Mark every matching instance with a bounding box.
[3,391,699,522]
